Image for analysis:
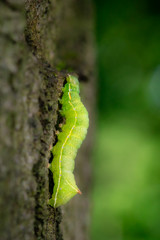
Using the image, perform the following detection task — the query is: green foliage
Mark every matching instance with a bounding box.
[94,0,160,116]
[92,0,160,239]
[91,116,160,240]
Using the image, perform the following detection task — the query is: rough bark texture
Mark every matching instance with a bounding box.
[0,0,95,240]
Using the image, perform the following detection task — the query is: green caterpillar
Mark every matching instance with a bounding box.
[49,75,89,208]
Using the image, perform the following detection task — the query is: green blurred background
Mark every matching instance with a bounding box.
[91,0,160,239]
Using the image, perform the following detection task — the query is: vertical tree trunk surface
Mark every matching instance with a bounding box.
[0,0,95,239]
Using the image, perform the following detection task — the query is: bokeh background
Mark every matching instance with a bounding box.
[91,0,160,239]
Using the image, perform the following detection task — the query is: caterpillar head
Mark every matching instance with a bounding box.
[67,75,80,92]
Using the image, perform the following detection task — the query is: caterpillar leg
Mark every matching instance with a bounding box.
[55,130,60,135]
[59,123,63,128]
[49,144,52,151]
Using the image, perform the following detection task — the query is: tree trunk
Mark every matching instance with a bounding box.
[0,0,95,240]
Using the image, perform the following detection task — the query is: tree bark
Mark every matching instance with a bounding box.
[0,0,95,239]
